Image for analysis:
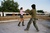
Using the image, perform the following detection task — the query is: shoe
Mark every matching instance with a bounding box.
[24,29,29,31]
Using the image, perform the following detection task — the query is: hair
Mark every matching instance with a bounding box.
[31,4,36,9]
[20,7,23,10]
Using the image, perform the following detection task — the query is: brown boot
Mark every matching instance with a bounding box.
[18,22,21,26]
[22,21,25,26]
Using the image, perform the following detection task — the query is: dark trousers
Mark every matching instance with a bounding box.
[26,18,39,31]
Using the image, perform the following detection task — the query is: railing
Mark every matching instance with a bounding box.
[0,12,49,16]
[0,12,29,16]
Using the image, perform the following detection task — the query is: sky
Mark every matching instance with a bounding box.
[0,0,50,12]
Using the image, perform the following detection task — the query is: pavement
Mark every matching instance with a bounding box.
[0,19,50,33]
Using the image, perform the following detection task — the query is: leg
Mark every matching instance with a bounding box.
[24,18,32,31]
[18,18,22,26]
[33,18,39,31]
[21,16,25,26]
[22,19,25,26]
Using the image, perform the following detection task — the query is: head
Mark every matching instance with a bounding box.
[20,7,23,10]
[31,4,36,9]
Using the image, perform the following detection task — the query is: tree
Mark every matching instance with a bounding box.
[0,6,2,11]
[25,9,30,13]
[0,0,19,17]
[1,0,19,12]
[26,9,30,11]
[37,10,44,13]
[25,9,30,15]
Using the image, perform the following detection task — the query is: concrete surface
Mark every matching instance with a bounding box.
[0,19,50,33]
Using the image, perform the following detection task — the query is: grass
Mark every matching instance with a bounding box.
[0,15,30,21]
[37,15,50,20]
[0,15,50,21]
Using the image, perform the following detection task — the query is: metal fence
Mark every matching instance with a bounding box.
[0,12,29,16]
[0,12,49,17]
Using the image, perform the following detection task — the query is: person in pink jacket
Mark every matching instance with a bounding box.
[18,7,25,26]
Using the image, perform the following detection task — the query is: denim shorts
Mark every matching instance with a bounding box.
[20,15,23,18]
